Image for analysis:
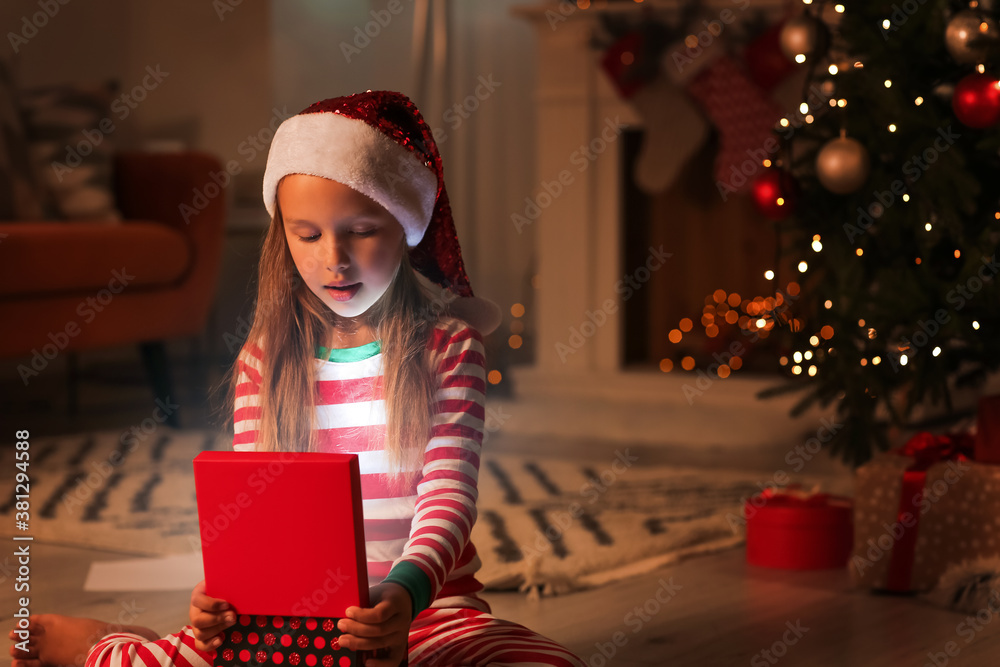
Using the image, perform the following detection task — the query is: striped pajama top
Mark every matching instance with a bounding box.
[231,315,489,615]
[81,316,588,667]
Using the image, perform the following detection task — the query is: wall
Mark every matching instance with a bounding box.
[2,0,274,202]
[270,0,539,349]
[3,1,539,378]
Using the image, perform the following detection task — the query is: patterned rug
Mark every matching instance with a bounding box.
[0,428,850,595]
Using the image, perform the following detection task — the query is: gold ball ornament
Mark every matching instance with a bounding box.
[945,10,1000,65]
[779,15,828,62]
[816,134,871,195]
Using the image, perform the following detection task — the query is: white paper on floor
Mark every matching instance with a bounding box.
[84,551,204,591]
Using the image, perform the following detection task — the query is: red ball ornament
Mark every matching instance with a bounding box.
[952,73,1000,129]
[751,169,799,220]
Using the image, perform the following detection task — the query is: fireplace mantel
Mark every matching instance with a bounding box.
[499,2,823,458]
[511,1,789,373]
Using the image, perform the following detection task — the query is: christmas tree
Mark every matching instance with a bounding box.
[763,0,1000,466]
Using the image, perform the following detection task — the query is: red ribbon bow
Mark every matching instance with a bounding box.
[895,432,973,471]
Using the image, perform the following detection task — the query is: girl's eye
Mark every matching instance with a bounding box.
[295,228,375,241]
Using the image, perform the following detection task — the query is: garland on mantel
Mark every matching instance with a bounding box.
[565,0,801,195]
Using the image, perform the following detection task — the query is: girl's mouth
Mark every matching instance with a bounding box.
[325,283,361,302]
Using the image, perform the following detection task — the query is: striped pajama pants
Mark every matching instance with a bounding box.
[85,608,586,667]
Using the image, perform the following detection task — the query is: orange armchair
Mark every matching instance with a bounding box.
[0,150,227,425]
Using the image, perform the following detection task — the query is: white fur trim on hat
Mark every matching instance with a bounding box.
[262,112,438,247]
[413,270,502,336]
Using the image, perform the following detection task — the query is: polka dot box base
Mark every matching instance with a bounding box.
[216,615,360,667]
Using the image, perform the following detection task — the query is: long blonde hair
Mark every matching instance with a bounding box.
[218,194,438,493]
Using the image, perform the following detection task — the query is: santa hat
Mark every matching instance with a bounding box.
[262,90,501,336]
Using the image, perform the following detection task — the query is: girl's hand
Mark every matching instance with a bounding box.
[188,578,237,653]
[337,582,412,667]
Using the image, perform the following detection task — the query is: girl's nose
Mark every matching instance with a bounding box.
[323,236,350,271]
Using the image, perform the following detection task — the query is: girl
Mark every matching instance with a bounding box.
[9,91,585,667]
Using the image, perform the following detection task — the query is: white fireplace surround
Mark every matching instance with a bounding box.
[499,1,845,471]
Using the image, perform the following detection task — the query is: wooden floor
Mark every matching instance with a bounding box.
[5,541,999,667]
[4,353,1000,665]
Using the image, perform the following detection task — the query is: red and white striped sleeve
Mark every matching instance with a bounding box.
[390,318,487,602]
[233,340,264,452]
[85,626,215,667]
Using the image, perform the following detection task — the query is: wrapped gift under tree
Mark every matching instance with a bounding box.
[851,396,1000,593]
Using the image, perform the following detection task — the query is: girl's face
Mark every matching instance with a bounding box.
[278,174,406,320]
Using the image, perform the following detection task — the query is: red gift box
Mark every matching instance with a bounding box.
[193,451,369,616]
[745,487,853,570]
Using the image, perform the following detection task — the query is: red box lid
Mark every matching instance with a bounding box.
[193,451,369,616]
[744,493,853,527]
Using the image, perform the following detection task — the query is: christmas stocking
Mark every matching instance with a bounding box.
[684,54,784,194]
[599,30,709,194]
[629,76,709,194]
